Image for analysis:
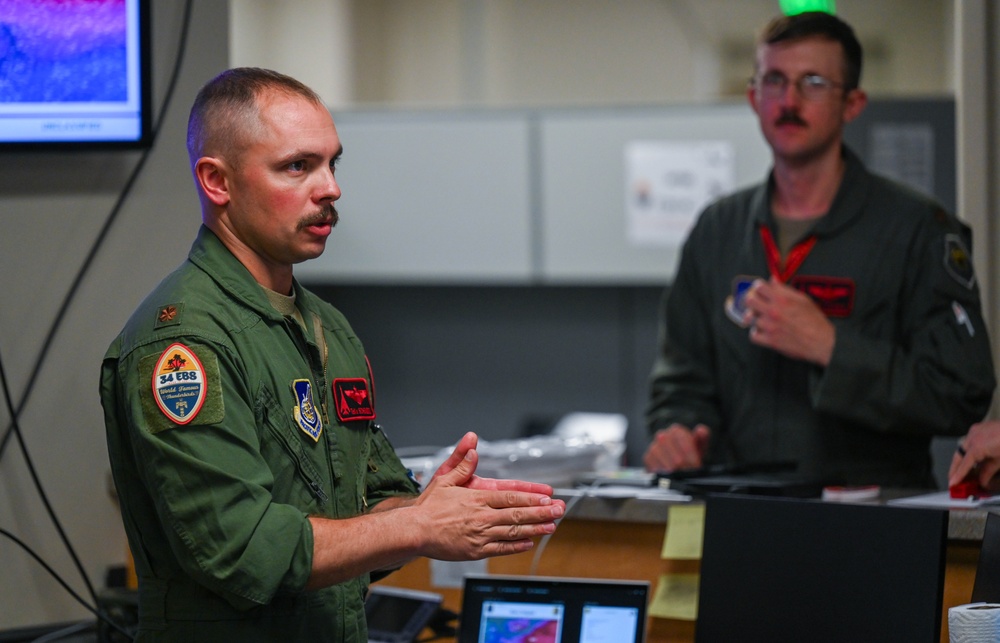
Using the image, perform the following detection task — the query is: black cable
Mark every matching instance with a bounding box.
[0,346,98,602]
[0,0,194,634]
[0,0,194,463]
[0,528,134,641]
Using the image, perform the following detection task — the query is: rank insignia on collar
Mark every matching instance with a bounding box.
[333,378,376,423]
[152,343,207,425]
[292,379,323,441]
[944,234,976,289]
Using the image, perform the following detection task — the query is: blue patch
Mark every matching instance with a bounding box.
[292,379,323,441]
[724,276,757,327]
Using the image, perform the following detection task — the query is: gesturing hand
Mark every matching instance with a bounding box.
[417,432,565,560]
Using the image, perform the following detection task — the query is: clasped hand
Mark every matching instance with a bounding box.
[416,432,565,560]
[743,276,835,366]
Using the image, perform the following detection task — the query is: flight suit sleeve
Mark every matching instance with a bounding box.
[116,337,314,610]
[646,218,725,436]
[364,423,421,508]
[812,214,995,435]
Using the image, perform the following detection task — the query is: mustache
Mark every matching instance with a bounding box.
[776,110,807,127]
[298,205,338,230]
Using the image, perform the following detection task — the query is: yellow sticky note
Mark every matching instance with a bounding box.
[661,503,706,560]
[649,573,700,621]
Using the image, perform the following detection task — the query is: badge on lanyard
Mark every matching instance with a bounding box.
[292,379,323,441]
[333,378,376,423]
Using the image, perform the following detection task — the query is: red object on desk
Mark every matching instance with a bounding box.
[950,478,988,499]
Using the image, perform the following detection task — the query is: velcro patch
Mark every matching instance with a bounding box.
[944,234,976,289]
[292,379,323,441]
[790,276,855,318]
[332,378,376,423]
[139,343,224,433]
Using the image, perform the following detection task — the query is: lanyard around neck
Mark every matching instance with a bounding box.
[759,225,817,283]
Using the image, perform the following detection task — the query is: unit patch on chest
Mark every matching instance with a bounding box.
[790,276,855,318]
[333,378,376,422]
[292,379,323,441]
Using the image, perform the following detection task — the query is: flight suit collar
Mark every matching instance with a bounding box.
[187,225,320,324]
[750,145,873,238]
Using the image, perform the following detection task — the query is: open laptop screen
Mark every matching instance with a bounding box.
[459,575,649,643]
[696,494,948,643]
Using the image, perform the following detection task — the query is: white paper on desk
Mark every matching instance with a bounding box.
[557,486,691,501]
[888,490,1000,509]
[430,559,487,588]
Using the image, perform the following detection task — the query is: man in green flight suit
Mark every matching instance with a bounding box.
[100,67,565,642]
[643,12,995,487]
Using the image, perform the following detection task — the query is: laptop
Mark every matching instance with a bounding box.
[459,574,650,643]
[696,494,948,643]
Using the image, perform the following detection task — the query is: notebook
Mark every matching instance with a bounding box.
[459,574,649,643]
[696,494,948,643]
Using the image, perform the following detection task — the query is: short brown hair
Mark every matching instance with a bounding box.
[756,12,863,91]
[186,67,324,167]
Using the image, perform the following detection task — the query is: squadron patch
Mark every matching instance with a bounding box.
[333,378,376,423]
[292,379,323,441]
[790,276,855,318]
[151,343,207,425]
[944,234,976,289]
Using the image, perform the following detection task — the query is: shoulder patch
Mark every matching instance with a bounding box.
[139,343,224,433]
[944,234,976,289]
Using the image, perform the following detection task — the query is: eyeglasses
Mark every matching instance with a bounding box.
[752,71,846,101]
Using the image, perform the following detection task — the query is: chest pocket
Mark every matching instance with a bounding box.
[257,387,331,512]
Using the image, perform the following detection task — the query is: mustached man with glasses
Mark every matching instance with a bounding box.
[643,11,994,488]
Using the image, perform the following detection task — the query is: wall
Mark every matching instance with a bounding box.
[0,0,229,629]
[309,285,664,466]
[230,0,956,108]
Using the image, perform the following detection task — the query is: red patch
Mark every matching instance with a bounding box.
[790,276,855,318]
[332,378,376,422]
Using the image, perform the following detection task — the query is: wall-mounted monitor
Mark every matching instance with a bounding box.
[0,0,152,150]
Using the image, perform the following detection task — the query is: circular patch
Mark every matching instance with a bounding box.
[151,343,208,425]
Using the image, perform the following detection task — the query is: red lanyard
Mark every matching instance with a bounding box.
[759,225,817,283]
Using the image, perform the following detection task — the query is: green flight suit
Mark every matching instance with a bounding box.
[100,226,419,642]
[647,147,995,487]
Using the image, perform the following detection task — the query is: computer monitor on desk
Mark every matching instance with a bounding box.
[696,494,948,643]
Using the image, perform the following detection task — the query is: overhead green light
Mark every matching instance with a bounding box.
[779,0,836,15]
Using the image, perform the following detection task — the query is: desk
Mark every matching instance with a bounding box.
[374,494,994,643]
